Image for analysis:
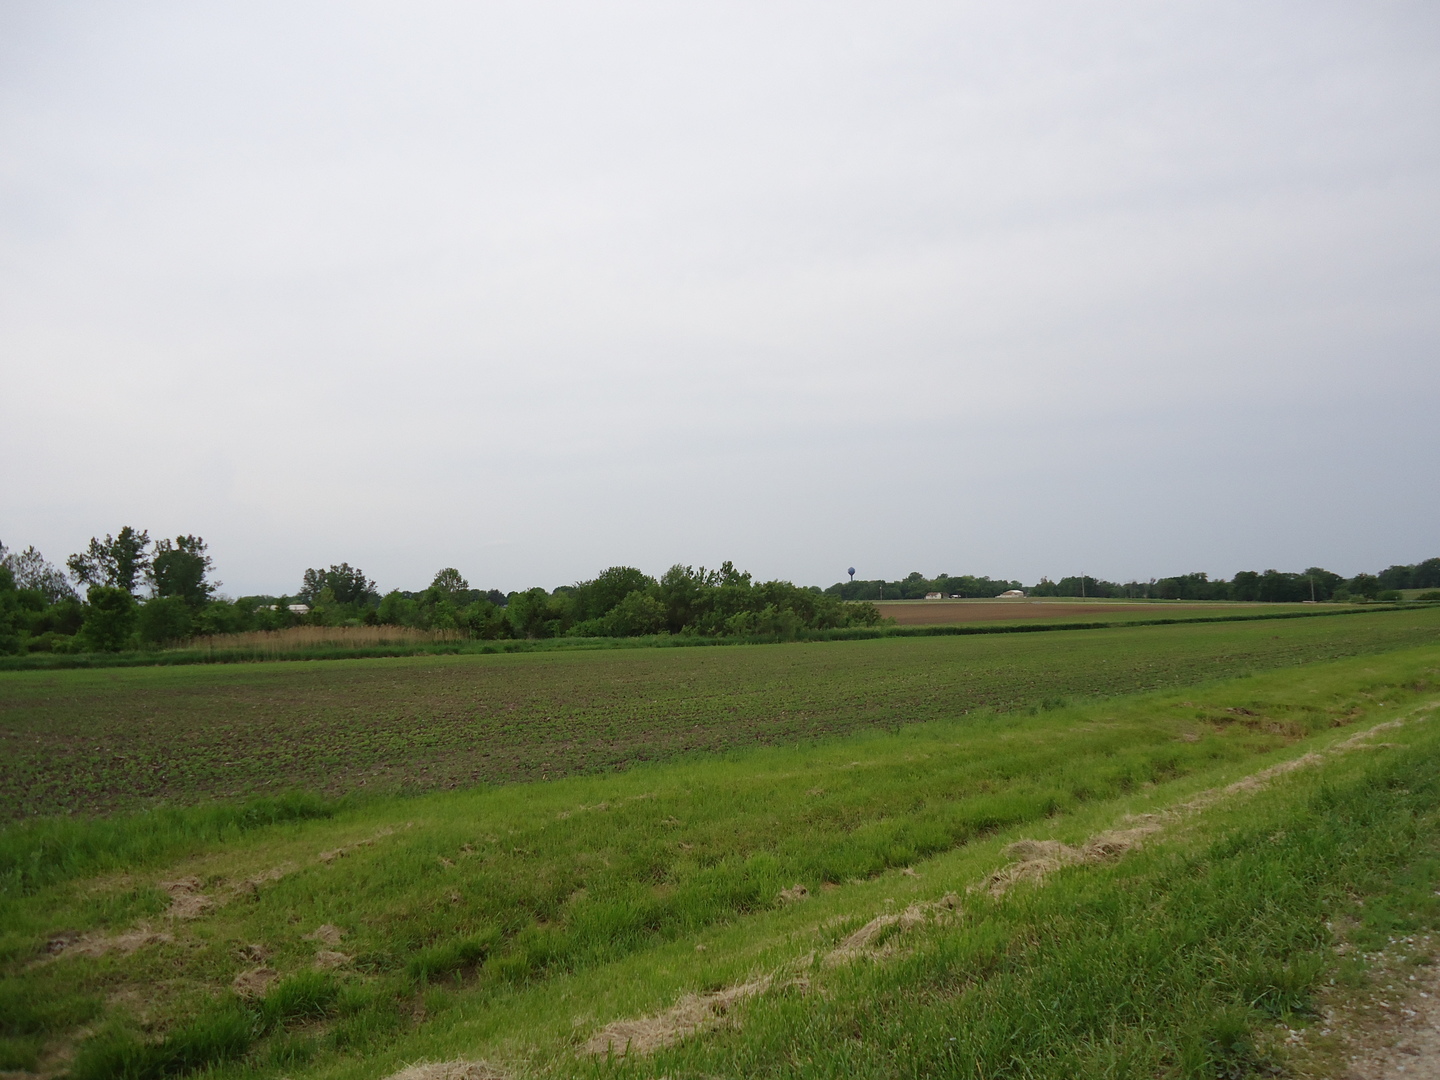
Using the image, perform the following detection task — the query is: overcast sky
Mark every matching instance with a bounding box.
[2,2,1437,595]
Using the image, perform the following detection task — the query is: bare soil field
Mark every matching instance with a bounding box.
[876,598,1344,626]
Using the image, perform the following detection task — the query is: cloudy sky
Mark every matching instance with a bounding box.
[2,2,1437,595]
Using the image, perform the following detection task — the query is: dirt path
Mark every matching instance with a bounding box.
[1343,949,1440,1079]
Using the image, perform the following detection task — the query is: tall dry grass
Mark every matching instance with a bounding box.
[182,625,464,657]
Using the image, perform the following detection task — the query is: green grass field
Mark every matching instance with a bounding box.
[3,612,1440,1079]
[2,606,1437,820]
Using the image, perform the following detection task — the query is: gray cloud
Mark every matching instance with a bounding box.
[2,1,1437,594]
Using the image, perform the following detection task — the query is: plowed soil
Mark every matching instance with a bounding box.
[877,600,1319,626]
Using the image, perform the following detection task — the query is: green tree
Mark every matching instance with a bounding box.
[506,588,564,638]
[603,591,666,636]
[1230,571,1261,601]
[0,543,76,603]
[429,567,469,598]
[137,596,193,646]
[1347,573,1380,599]
[572,566,656,621]
[1302,567,1344,601]
[0,566,21,655]
[377,590,421,626]
[300,563,376,605]
[149,535,217,607]
[67,527,151,593]
[80,585,138,651]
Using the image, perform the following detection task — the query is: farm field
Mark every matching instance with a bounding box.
[1,641,1439,1079]
[3,607,1439,819]
[874,597,1351,626]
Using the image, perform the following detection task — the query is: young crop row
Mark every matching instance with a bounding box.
[3,608,1439,819]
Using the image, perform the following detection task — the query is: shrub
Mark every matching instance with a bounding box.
[80,586,137,652]
[138,597,192,646]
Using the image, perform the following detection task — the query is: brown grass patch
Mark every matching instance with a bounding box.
[304,923,345,947]
[825,894,960,964]
[876,600,1269,627]
[182,625,463,656]
[158,877,214,919]
[383,1060,507,1080]
[46,926,173,962]
[232,967,279,997]
[582,977,775,1057]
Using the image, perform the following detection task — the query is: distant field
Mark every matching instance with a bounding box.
[875,598,1351,626]
[2,605,1437,819]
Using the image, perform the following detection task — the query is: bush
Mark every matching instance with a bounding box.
[138,597,192,646]
[1415,590,1440,602]
[603,591,666,636]
[80,586,138,652]
[1376,589,1403,602]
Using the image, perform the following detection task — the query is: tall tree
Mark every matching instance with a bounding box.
[429,567,469,598]
[67,527,151,594]
[300,563,376,605]
[149,535,217,608]
[0,543,76,603]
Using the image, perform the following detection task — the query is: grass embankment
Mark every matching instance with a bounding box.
[1,644,1438,1078]
[0,603,1427,674]
[4,607,1440,818]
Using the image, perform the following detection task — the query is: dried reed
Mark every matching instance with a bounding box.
[182,625,464,657]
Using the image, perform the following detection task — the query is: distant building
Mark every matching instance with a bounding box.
[288,603,311,614]
[924,592,943,600]
[997,589,1025,598]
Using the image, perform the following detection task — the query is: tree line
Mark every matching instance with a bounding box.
[826,561,1440,604]
[2,527,1436,656]
[0,528,883,654]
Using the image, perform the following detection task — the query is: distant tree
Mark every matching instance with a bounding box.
[149,535,217,608]
[300,563,376,605]
[376,590,419,626]
[0,566,21,655]
[1415,558,1440,589]
[80,585,138,651]
[1347,573,1380,599]
[572,566,656,621]
[506,587,563,638]
[67,527,151,593]
[430,567,469,597]
[603,591,666,636]
[1257,570,1307,603]
[138,596,193,645]
[1230,571,1261,601]
[1302,567,1344,602]
[0,543,76,603]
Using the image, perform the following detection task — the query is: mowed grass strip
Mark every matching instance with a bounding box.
[605,715,1440,1080]
[1,645,1437,1079]
[2,607,1438,819]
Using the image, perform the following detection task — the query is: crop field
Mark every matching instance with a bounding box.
[2,638,1439,1079]
[3,607,1439,819]
[874,598,1348,626]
